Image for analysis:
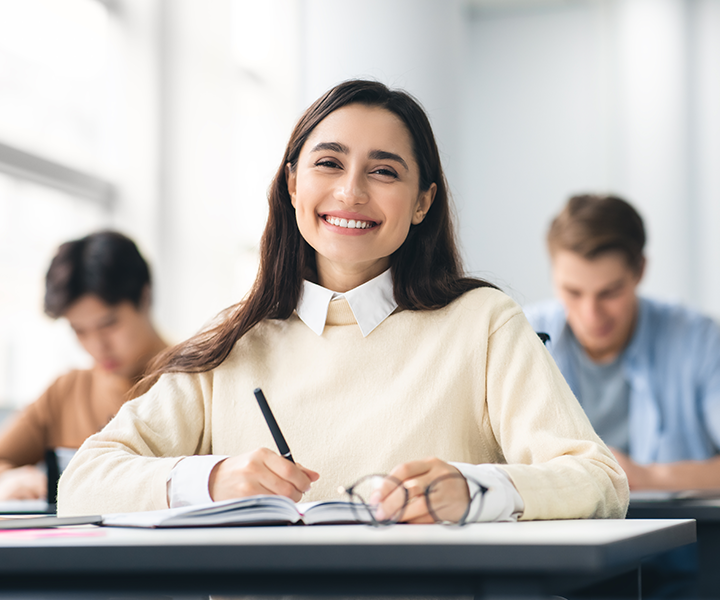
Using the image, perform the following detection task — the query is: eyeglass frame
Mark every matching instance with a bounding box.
[341,472,489,527]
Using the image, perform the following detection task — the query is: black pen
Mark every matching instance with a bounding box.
[253,388,295,463]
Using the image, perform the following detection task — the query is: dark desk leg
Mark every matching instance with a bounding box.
[480,581,546,599]
[480,578,583,599]
[566,565,642,600]
[697,522,720,598]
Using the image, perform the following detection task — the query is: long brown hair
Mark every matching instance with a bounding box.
[135,79,496,396]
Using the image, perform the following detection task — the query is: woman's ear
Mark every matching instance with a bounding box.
[286,163,297,208]
[412,182,437,225]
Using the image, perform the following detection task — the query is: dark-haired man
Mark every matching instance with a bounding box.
[526,194,720,491]
[0,231,167,501]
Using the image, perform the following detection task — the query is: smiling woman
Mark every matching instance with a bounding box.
[57,80,629,524]
[287,104,436,292]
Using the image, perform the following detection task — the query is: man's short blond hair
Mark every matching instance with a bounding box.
[547,194,646,273]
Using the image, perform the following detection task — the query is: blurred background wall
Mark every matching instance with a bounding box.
[0,0,719,409]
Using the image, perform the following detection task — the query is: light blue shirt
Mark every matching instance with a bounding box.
[569,332,631,453]
[525,298,720,464]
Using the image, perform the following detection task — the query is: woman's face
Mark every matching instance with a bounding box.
[287,103,436,291]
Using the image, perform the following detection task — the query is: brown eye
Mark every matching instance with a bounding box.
[371,168,398,179]
[316,160,341,169]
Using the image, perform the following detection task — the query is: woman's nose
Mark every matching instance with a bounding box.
[333,170,368,205]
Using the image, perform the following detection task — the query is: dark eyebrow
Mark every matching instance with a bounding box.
[599,279,626,293]
[309,142,409,171]
[369,150,408,171]
[310,142,349,154]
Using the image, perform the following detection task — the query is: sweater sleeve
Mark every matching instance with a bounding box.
[485,309,629,520]
[56,371,214,516]
[0,380,59,473]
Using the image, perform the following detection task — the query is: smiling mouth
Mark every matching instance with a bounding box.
[323,215,378,230]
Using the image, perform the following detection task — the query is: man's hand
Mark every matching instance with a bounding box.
[610,448,658,489]
[0,465,47,500]
[609,447,720,490]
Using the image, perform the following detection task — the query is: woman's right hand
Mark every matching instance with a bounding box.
[208,448,319,502]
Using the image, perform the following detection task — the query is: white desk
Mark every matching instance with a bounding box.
[0,518,695,598]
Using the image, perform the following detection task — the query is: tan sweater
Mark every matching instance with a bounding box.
[58,289,629,519]
[0,369,132,474]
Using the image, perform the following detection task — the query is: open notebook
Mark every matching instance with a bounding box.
[0,495,370,529]
[104,496,366,527]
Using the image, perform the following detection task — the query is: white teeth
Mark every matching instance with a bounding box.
[325,216,374,229]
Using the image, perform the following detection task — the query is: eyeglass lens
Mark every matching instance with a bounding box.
[347,474,408,525]
[345,473,486,526]
[425,473,479,525]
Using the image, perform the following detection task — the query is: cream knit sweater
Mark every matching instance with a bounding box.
[57,288,629,519]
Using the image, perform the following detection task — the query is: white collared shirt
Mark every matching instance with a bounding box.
[296,269,397,337]
[167,270,523,521]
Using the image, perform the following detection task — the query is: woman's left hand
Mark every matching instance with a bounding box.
[383,458,470,524]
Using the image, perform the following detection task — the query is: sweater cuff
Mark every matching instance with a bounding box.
[166,455,228,508]
[449,463,525,522]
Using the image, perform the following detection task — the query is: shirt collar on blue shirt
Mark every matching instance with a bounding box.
[296,269,397,337]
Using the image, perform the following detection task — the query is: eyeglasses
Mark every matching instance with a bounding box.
[339,473,488,526]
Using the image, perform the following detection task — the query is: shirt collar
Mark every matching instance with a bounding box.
[296,269,397,337]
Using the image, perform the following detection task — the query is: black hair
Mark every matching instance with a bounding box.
[44,230,151,318]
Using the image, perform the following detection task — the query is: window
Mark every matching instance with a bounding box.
[0,0,111,173]
[231,0,302,298]
[0,0,115,409]
[0,173,110,408]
